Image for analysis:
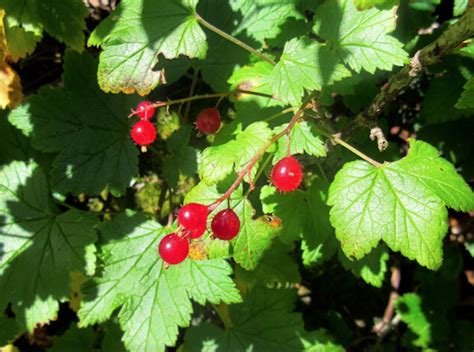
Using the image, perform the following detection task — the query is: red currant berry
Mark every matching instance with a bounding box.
[178,203,208,239]
[136,101,155,120]
[196,108,221,135]
[158,233,189,265]
[271,156,303,192]
[211,209,240,241]
[131,120,156,146]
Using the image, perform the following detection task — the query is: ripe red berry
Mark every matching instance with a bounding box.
[211,209,240,241]
[178,203,209,239]
[196,108,221,135]
[271,156,303,192]
[136,101,155,120]
[158,233,189,265]
[131,120,156,146]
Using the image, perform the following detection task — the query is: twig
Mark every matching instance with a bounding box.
[372,266,401,336]
[183,67,200,122]
[351,8,474,132]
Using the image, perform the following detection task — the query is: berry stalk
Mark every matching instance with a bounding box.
[208,96,313,211]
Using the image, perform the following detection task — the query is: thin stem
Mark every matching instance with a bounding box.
[183,67,200,122]
[236,89,280,101]
[332,135,383,168]
[208,96,313,210]
[312,123,383,168]
[315,159,328,182]
[195,14,277,66]
[129,90,279,118]
[263,107,295,123]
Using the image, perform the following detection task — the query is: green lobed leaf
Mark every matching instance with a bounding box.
[273,121,326,164]
[261,179,338,267]
[228,61,282,108]
[78,211,241,352]
[271,38,351,105]
[198,121,273,185]
[328,139,473,269]
[50,324,96,352]
[394,293,431,348]
[89,0,206,95]
[456,76,474,109]
[353,0,398,10]
[397,139,474,212]
[184,287,344,351]
[0,314,21,346]
[8,51,140,196]
[453,0,468,16]
[1,0,87,59]
[2,14,42,61]
[421,68,474,124]
[229,0,302,43]
[313,0,408,73]
[162,126,198,189]
[235,240,301,289]
[0,161,97,331]
[338,245,389,287]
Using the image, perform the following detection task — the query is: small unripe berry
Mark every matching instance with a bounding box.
[271,156,303,192]
[211,209,240,240]
[158,233,189,265]
[131,120,156,146]
[136,101,155,120]
[178,203,209,239]
[196,108,221,135]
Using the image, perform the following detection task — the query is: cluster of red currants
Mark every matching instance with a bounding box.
[158,156,303,266]
[130,102,223,149]
[159,204,240,265]
[129,102,303,266]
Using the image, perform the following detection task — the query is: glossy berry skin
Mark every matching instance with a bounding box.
[196,108,221,135]
[211,209,240,241]
[158,233,189,265]
[136,101,155,120]
[131,120,156,146]
[178,203,209,239]
[271,156,303,192]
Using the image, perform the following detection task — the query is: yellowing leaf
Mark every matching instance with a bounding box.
[0,64,23,109]
[0,10,23,109]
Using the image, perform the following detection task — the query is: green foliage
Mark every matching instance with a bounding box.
[313,0,408,73]
[1,0,87,60]
[198,121,273,184]
[395,293,432,348]
[1,0,473,350]
[456,76,474,109]
[0,161,97,331]
[271,38,351,105]
[328,139,473,269]
[50,325,96,352]
[338,245,389,287]
[88,0,205,95]
[78,211,241,352]
[8,51,140,196]
[184,287,344,351]
[273,121,326,163]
